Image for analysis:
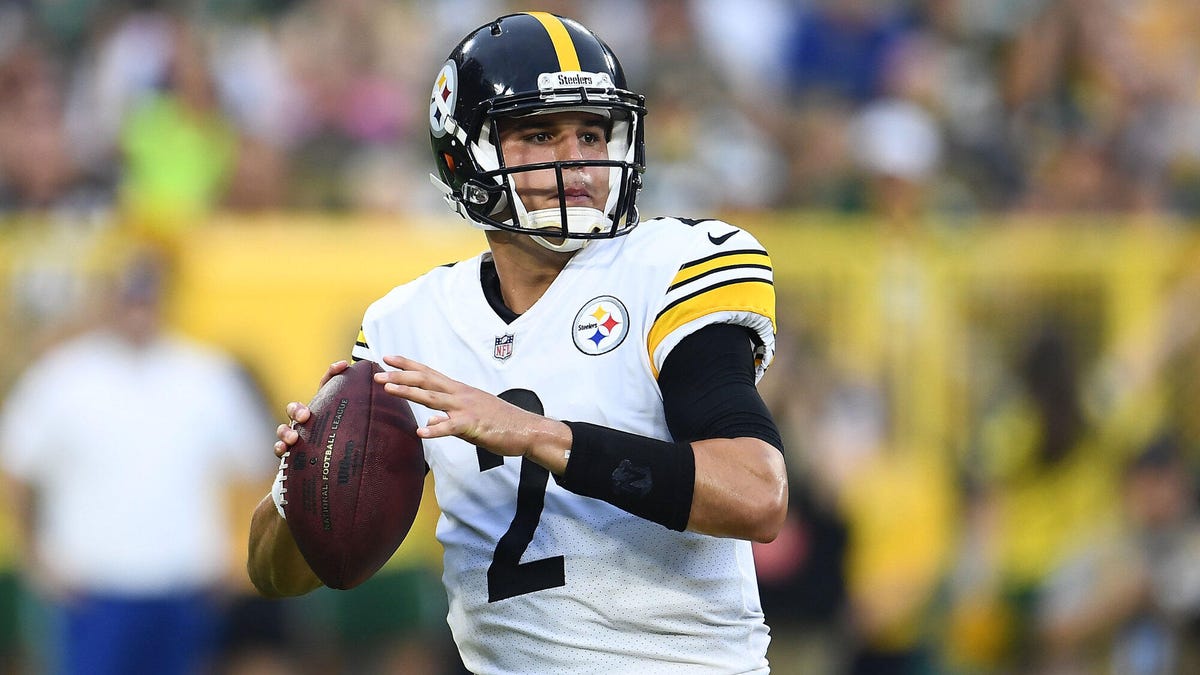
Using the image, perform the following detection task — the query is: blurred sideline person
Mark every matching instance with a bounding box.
[1035,434,1200,674]
[0,238,275,675]
[249,12,788,674]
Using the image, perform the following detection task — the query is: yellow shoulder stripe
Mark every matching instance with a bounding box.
[671,251,772,289]
[647,280,776,377]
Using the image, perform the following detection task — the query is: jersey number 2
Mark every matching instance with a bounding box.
[476,389,565,602]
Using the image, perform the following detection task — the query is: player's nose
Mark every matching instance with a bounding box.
[554,133,587,161]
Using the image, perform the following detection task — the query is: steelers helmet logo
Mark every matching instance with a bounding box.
[572,296,628,356]
[429,61,458,138]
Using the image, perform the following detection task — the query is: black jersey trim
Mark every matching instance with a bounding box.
[668,263,773,292]
[678,248,769,271]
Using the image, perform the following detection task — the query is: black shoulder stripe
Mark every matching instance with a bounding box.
[678,248,769,271]
[655,276,775,320]
[668,263,773,292]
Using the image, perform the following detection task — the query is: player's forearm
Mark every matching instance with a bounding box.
[688,437,788,542]
[553,422,787,540]
[247,495,322,598]
[519,417,574,475]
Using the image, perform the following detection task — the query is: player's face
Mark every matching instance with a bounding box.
[496,111,612,213]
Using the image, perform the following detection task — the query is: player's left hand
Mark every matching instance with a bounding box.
[375,355,554,458]
[274,360,351,457]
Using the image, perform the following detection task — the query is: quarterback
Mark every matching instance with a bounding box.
[249,12,788,674]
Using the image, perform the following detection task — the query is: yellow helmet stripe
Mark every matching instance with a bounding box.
[524,11,582,71]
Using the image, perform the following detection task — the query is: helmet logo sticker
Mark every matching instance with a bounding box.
[537,71,615,91]
[430,61,458,138]
[572,295,628,356]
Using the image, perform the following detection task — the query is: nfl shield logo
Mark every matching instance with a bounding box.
[493,334,514,361]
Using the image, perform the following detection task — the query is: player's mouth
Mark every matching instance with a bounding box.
[561,186,593,207]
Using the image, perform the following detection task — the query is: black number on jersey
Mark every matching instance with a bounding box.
[477,389,565,602]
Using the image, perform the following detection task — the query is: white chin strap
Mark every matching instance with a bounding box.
[523,207,608,253]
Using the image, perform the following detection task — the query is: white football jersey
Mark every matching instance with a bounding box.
[352,217,777,674]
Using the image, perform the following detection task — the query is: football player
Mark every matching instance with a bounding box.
[250,12,787,673]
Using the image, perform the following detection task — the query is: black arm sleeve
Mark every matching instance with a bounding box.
[555,323,781,531]
[658,323,784,452]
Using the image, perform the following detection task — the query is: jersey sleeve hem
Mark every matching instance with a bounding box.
[649,310,776,382]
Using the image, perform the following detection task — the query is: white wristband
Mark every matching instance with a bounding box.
[270,452,289,519]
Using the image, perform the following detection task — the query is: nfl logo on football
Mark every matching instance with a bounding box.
[493,333,514,361]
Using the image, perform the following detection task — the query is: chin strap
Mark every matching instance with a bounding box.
[430,174,474,225]
[531,234,590,253]
[524,206,606,252]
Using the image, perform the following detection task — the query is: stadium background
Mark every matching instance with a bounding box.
[2,0,1200,673]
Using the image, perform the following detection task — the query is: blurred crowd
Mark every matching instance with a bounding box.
[2,0,1200,226]
[4,1,1200,675]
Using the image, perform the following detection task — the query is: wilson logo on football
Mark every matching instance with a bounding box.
[572,296,628,356]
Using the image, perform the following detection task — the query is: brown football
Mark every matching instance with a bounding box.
[282,359,424,590]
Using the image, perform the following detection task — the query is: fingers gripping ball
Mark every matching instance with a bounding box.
[281,359,425,590]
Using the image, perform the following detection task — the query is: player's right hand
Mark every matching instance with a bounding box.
[274,360,350,457]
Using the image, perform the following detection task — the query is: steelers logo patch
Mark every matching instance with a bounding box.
[572,296,629,356]
[429,61,458,138]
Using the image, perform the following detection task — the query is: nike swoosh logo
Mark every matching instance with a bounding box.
[708,229,739,245]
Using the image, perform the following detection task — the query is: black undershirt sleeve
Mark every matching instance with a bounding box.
[657,323,784,452]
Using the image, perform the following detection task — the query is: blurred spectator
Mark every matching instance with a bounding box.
[117,18,239,232]
[0,506,21,675]
[1035,434,1200,675]
[830,382,953,675]
[1,0,1196,217]
[67,1,180,183]
[0,37,110,216]
[775,100,864,212]
[755,317,853,674]
[752,479,850,675]
[0,236,276,675]
[689,0,792,101]
[275,0,432,213]
[849,97,943,222]
[782,0,913,105]
[948,321,1144,672]
[204,15,304,212]
[765,302,955,674]
[635,0,787,215]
